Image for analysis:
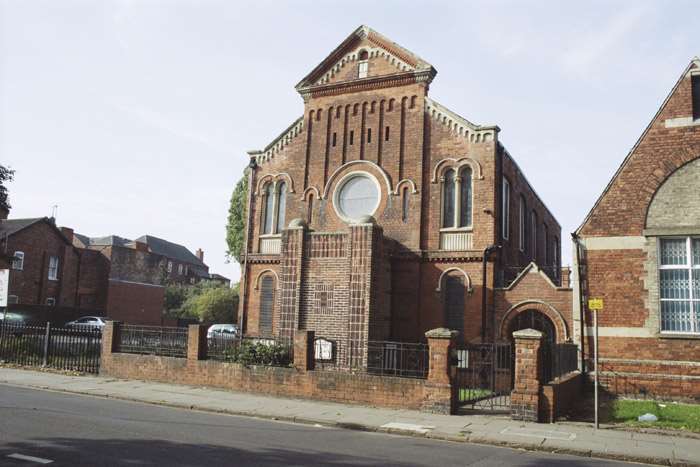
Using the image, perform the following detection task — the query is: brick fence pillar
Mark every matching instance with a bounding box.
[187,325,208,361]
[511,328,543,422]
[102,321,122,356]
[294,330,314,371]
[422,328,458,414]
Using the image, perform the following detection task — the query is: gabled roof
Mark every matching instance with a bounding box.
[0,218,44,238]
[295,25,436,92]
[134,235,206,267]
[575,57,700,235]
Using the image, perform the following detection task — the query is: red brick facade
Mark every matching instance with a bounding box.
[574,58,700,400]
[238,26,563,360]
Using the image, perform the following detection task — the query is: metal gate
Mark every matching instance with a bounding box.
[453,343,513,412]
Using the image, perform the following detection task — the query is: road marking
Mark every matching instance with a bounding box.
[500,427,576,441]
[7,453,54,464]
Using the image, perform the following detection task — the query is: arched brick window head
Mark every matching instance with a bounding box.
[259,275,275,336]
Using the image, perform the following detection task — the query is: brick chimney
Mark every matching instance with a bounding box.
[0,206,8,220]
[196,248,204,262]
[560,267,571,288]
[60,227,74,244]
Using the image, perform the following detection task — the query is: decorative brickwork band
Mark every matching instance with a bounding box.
[293,330,315,371]
[187,325,208,361]
[511,328,543,422]
[279,225,306,339]
[423,328,458,415]
[102,321,122,355]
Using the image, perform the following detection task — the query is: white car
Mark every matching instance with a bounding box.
[207,323,239,340]
[65,316,108,330]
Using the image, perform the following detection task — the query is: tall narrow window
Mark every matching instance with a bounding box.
[367,128,372,143]
[307,194,314,225]
[502,178,510,240]
[444,275,465,334]
[442,169,456,228]
[402,187,409,222]
[263,183,274,234]
[349,130,354,145]
[519,196,526,252]
[553,237,559,279]
[459,167,472,227]
[276,182,287,233]
[48,256,59,281]
[692,75,700,121]
[385,126,390,141]
[12,251,24,270]
[543,224,549,266]
[659,237,700,333]
[332,132,337,147]
[531,211,538,261]
[259,275,275,335]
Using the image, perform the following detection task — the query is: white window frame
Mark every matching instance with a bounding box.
[48,256,59,281]
[502,178,510,240]
[358,61,368,79]
[178,264,183,275]
[12,251,24,270]
[46,297,56,306]
[658,236,700,334]
[8,295,19,305]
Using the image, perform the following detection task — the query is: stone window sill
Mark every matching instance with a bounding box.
[658,333,700,340]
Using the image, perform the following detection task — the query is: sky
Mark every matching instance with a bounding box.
[1,0,698,282]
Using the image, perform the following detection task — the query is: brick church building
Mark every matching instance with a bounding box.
[238,26,570,368]
[574,58,700,399]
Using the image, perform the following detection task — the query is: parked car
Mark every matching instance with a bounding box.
[207,323,239,340]
[65,316,108,330]
[0,311,26,324]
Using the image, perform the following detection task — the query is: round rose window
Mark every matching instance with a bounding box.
[335,173,380,221]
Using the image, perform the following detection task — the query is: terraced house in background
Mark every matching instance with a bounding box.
[238,26,572,370]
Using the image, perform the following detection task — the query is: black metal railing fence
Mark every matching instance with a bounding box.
[365,340,429,379]
[540,342,578,383]
[119,325,188,358]
[0,321,101,373]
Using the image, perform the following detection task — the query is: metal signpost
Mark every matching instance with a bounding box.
[588,298,603,430]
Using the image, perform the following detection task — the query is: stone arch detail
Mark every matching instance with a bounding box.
[435,267,472,292]
[255,173,296,196]
[303,186,321,200]
[322,160,393,200]
[253,269,280,290]
[431,157,484,183]
[499,300,569,342]
[393,178,418,195]
[645,156,700,229]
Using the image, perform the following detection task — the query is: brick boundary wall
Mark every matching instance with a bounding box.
[540,371,583,423]
[100,322,458,414]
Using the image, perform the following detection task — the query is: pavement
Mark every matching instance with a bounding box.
[0,368,698,466]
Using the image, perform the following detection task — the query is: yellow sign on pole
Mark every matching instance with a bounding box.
[588,298,604,310]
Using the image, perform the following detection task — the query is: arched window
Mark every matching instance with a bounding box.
[276,182,287,233]
[442,169,455,228]
[263,183,275,234]
[441,166,473,229]
[444,275,465,333]
[259,275,275,336]
[306,193,314,225]
[459,167,472,228]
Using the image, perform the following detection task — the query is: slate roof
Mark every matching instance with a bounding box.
[134,235,205,267]
[0,218,44,238]
[85,235,132,247]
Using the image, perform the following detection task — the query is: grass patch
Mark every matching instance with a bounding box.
[459,388,493,402]
[606,399,700,433]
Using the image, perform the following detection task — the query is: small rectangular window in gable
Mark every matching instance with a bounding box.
[48,256,59,281]
[358,61,368,79]
[692,74,700,121]
[12,251,24,270]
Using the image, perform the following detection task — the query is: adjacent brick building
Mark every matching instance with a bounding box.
[574,58,700,400]
[238,26,570,368]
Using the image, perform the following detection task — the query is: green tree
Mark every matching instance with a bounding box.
[0,164,15,211]
[226,170,248,263]
[180,283,239,323]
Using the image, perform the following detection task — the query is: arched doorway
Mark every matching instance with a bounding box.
[506,309,556,345]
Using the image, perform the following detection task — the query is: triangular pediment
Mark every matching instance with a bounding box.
[295,25,435,92]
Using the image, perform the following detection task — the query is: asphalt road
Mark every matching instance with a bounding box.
[0,385,641,467]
